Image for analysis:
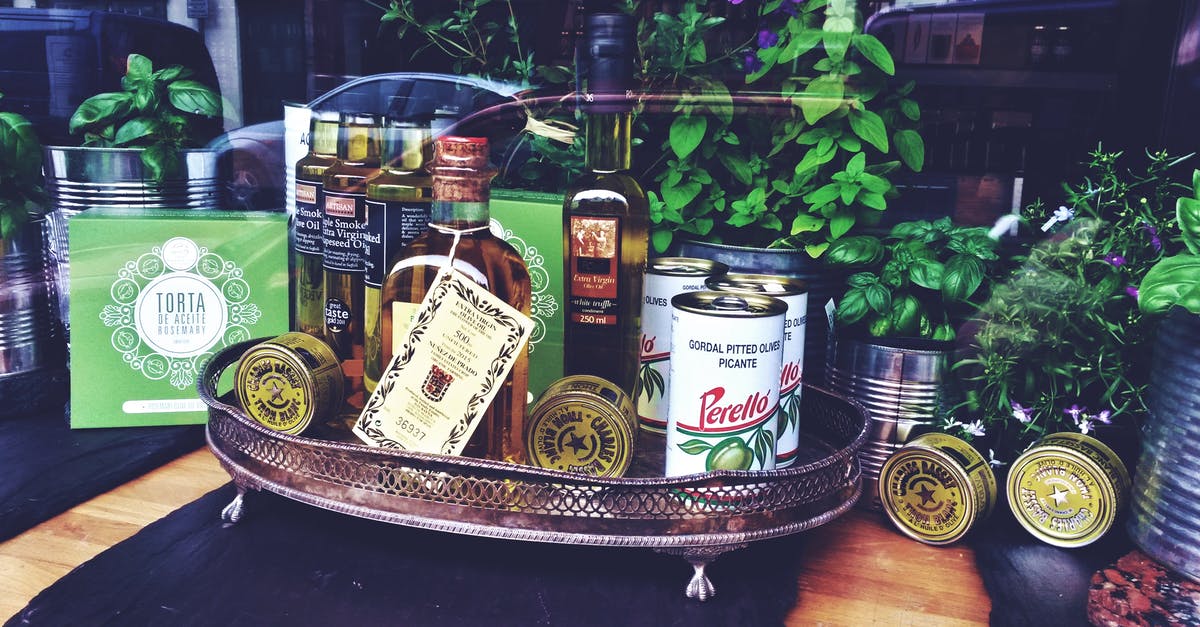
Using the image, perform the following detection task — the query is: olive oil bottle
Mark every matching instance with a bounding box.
[363,119,432,392]
[381,136,530,463]
[322,112,381,410]
[292,110,339,336]
[562,14,648,398]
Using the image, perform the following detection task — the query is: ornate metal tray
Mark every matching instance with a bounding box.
[201,341,868,601]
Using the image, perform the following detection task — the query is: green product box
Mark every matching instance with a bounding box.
[69,208,289,428]
[490,189,564,399]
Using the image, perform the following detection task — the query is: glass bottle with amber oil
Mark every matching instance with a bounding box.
[293,110,339,336]
[363,119,432,393]
[322,112,380,411]
[381,136,529,463]
[563,13,648,398]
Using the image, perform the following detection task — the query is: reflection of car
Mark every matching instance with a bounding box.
[207,72,530,212]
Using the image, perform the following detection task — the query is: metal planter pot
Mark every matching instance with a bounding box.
[674,239,847,384]
[825,335,953,509]
[41,146,219,335]
[1128,307,1200,582]
[0,214,67,417]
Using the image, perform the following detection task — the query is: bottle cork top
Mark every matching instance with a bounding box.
[433,136,490,169]
[430,136,495,202]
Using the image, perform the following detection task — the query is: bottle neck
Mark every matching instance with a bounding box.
[431,197,489,228]
[584,111,632,173]
[380,125,430,173]
[338,120,380,165]
[310,119,339,158]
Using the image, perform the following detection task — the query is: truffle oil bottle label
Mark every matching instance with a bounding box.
[293,110,339,337]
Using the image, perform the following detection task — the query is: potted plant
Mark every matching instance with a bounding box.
[949,147,1190,466]
[1126,166,1200,581]
[43,52,223,211]
[821,216,999,505]
[0,93,65,414]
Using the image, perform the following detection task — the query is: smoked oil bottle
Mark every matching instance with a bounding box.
[292,110,339,336]
[562,13,648,398]
[322,112,381,411]
[380,136,530,463]
[363,118,432,392]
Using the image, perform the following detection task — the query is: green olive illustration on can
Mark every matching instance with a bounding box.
[706,437,754,471]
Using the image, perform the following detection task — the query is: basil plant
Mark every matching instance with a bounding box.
[1140,169,1200,314]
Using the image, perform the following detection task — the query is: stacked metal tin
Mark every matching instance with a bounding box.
[1128,309,1200,581]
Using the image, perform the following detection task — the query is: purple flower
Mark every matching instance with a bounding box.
[1093,409,1112,425]
[963,420,986,437]
[1078,418,1094,435]
[1064,404,1086,423]
[1011,402,1034,424]
[758,29,779,49]
[1125,286,1140,300]
[1104,253,1126,267]
[779,2,799,16]
[729,0,745,4]
[1142,222,1163,252]
[743,51,763,73]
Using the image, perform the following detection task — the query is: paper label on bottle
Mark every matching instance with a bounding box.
[294,177,323,255]
[363,199,430,287]
[567,215,620,325]
[354,270,534,455]
[322,190,365,273]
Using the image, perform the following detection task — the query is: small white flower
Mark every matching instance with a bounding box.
[963,420,986,437]
[988,449,1008,468]
[1093,409,1112,425]
[1011,402,1034,424]
[1078,419,1094,435]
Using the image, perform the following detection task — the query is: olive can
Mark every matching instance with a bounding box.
[1006,432,1130,548]
[706,273,808,468]
[525,375,637,477]
[666,291,786,476]
[638,257,729,434]
[879,432,997,545]
[235,332,344,435]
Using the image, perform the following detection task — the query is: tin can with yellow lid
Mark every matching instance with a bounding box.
[1006,431,1130,548]
[525,375,637,477]
[235,332,344,435]
[879,432,997,545]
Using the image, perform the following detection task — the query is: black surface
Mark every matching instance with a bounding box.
[969,497,1132,627]
[0,407,205,542]
[9,485,805,626]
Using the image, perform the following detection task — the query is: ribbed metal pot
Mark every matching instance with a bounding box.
[41,146,219,334]
[675,239,846,384]
[0,215,66,417]
[1128,307,1200,582]
[825,335,952,509]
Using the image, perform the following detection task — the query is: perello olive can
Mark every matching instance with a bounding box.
[525,375,636,477]
[1006,432,1130,547]
[236,332,344,435]
[879,432,997,545]
[666,291,786,476]
[638,257,729,434]
[706,273,807,468]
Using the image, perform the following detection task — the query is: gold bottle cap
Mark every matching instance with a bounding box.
[879,433,995,545]
[525,376,635,477]
[236,347,315,435]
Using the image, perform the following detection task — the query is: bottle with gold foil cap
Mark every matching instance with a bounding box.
[1006,431,1130,547]
[879,432,997,545]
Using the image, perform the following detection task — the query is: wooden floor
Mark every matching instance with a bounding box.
[0,448,991,625]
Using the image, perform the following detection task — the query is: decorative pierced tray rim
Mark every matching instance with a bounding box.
[201,339,870,549]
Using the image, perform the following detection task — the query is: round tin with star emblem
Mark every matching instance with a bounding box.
[1006,432,1130,548]
[525,375,636,477]
[879,432,997,545]
[235,332,344,435]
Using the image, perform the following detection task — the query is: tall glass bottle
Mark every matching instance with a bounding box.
[562,13,648,398]
[381,136,529,463]
[363,119,432,392]
[322,112,381,410]
[293,110,339,336]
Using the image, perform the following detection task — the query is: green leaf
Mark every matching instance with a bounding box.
[0,112,43,184]
[852,34,895,75]
[825,236,883,267]
[152,66,186,83]
[894,129,925,172]
[909,258,945,290]
[899,99,920,121]
[791,213,826,234]
[845,151,866,177]
[113,117,163,146]
[865,283,893,315]
[140,142,181,182]
[669,115,707,160]
[69,92,134,134]
[719,151,753,186]
[803,182,841,207]
[822,29,853,66]
[942,254,985,303]
[837,288,870,324]
[126,53,153,80]
[779,28,823,63]
[858,172,891,194]
[1140,254,1200,314]
[847,272,877,288]
[805,242,830,258]
[1178,195,1200,255]
[830,210,856,239]
[660,179,702,211]
[838,182,860,206]
[800,74,844,124]
[167,80,221,117]
[651,228,674,254]
[848,109,888,152]
[678,439,713,455]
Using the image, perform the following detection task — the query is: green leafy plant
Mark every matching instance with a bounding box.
[1139,168,1200,314]
[823,217,998,340]
[0,93,47,239]
[949,147,1191,464]
[379,1,925,257]
[68,53,221,181]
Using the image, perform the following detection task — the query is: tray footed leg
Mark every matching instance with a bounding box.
[657,543,748,602]
[221,487,248,524]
